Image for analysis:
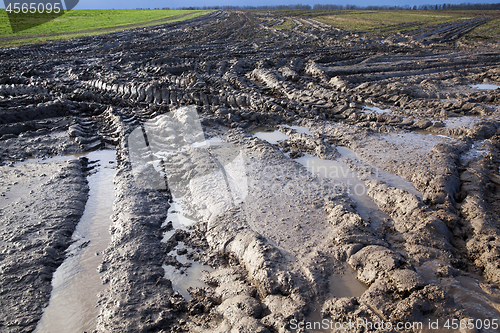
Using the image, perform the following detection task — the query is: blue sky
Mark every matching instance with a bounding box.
[76,0,499,8]
[2,0,499,9]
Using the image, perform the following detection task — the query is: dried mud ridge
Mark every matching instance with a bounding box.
[1,10,500,333]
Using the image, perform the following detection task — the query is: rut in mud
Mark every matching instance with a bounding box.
[1,10,500,333]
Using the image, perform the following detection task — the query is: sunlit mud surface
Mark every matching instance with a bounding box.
[1,9,500,333]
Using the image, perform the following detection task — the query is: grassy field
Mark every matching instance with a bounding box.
[465,17,500,40]
[0,9,210,47]
[314,11,473,33]
[274,19,295,30]
[263,9,500,38]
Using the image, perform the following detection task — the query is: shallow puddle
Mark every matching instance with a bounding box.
[161,197,213,301]
[337,146,422,198]
[362,106,390,114]
[251,127,422,224]
[413,129,453,139]
[304,268,366,333]
[444,116,481,129]
[281,124,312,135]
[295,153,389,230]
[163,245,213,301]
[250,127,399,229]
[34,150,116,333]
[250,127,289,144]
[383,131,454,154]
[328,268,366,298]
[162,198,197,241]
[469,84,500,90]
[462,141,489,164]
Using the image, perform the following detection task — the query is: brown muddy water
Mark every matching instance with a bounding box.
[304,267,367,333]
[34,150,116,333]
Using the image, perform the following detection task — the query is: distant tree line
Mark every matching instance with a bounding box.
[413,2,500,10]
[313,2,500,10]
[167,4,314,10]
[156,2,500,10]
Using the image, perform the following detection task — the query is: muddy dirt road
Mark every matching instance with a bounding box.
[1,10,500,333]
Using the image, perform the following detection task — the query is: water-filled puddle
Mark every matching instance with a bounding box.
[12,152,91,167]
[253,126,422,210]
[161,197,213,301]
[295,153,389,229]
[462,141,490,164]
[162,197,197,241]
[251,126,395,229]
[362,106,390,114]
[304,267,366,333]
[35,150,116,333]
[250,127,289,144]
[328,268,366,298]
[413,129,453,139]
[337,147,421,198]
[281,124,312,135]
[444,116,481,129]
[469,84,500,90]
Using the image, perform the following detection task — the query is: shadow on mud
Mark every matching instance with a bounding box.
[4,0,78,33]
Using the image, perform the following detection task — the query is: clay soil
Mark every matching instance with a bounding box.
[1,10,500,333]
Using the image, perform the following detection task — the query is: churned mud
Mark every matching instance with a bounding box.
[1,9,500,333]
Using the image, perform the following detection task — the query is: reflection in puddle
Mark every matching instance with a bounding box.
[162,197,213,301]
[362,106,390,114]
[251,127,289,144]
[470,84,500,90]
[35,150,116,333]
[444,116,481,129]
[337,147,422,198]
[281,124,312,135]
[305,268,366,333]
[295,153,389,230]
[329,268,366,298]
[462,141,489,164]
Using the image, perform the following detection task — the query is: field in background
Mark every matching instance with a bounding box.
[260,9,500,40]
[465,17,500,40]
[0,8,498,47]
[0,9,210,47]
